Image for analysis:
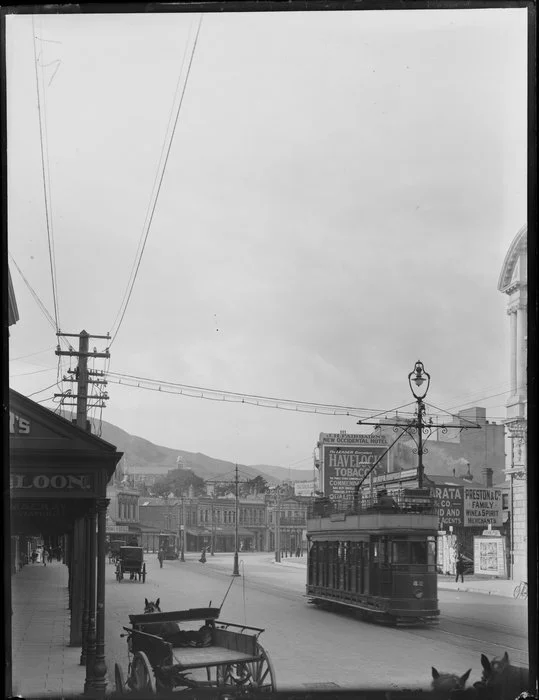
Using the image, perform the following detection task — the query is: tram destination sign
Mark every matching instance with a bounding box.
[320,433,388,502]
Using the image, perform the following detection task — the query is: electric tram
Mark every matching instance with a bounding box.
[306,488,440,625]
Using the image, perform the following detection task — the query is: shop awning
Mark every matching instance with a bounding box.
[212,527,255,538]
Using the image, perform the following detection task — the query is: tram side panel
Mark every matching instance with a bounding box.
[306,528,439,622]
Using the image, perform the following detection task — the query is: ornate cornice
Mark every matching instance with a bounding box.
[498,225,527,294]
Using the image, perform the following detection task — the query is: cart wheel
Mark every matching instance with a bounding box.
[114,663,125,694]
[142,564,146,583]
[131,651,156,694]
[217,643,276,692]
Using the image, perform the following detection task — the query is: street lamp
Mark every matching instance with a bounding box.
[232,466,240,576]
[408,360,431,489]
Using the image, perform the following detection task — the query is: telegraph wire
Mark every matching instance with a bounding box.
[109,15,196,337]
[31,15,61,333]
[11,366,56,378]
[26,381,59,398]
[105,370,385,414]
[109,14,204,348]
[10,347,55,362]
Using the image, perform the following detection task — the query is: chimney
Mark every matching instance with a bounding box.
[482,467,493,488]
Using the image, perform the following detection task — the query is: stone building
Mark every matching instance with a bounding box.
[498,224,527,581]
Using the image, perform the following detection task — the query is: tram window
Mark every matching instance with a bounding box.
[410,540,427,565]
[392,540,408,564]
[427,537,436,569]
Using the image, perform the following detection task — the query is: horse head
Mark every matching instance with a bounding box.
[144,598,161,614]
[432,667,472,697]
[480,652,529,700]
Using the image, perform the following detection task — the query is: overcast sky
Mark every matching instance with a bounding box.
[7,7,527,470]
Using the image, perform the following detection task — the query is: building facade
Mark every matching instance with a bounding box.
[498,224,527,581]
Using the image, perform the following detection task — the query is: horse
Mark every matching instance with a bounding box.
[480,652,530,700]
[431,667,473,697]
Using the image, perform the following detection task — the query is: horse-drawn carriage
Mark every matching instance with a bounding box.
[109,540,125,564]
[114,601,276,694]
[115,547,147,583]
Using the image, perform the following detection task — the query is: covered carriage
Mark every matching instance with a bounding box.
[115,546,147,583]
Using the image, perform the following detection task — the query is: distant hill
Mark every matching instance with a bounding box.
[74,415,297,485]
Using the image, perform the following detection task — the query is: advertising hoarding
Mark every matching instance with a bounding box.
[464,488,502,526]
[294,481,317,497]
[429,484,463,526]
[319,433,388,502]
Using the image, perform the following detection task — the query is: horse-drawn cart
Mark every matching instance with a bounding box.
[114,606,276,694]
[115,546,146,583]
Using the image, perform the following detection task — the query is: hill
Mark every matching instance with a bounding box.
[87,417,298,485]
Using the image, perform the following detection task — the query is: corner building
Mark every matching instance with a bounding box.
[498,225,527,581]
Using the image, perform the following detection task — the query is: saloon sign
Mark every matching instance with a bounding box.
[319,432,388,502]
[10,473,93,492]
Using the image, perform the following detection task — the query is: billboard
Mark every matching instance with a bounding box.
[464,488,503,527]
[294,480,317,497]
[319,433,388,502]
[429,484,463,526]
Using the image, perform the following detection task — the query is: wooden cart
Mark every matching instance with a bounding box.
[115,546,146,583]
[114,606,276,694]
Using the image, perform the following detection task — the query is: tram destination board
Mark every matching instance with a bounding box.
[319,432,388,502]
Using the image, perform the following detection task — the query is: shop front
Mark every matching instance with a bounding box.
[9,389,122,697]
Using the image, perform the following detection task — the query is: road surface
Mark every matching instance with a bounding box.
[104,552,528,692]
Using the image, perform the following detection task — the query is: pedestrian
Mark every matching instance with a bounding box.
[455,555,465,583]
[295,546,301,558]
[31,550,38,564]
[42,548,48,566]
[158,548,164,569]
[199,547,207,563]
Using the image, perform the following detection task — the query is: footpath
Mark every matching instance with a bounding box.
[273,555,519,598]
[10,560,85,698]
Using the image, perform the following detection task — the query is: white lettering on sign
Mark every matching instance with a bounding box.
[320,433,388,445]
[9,411,30,435]
[463,488,502,527]
[10,474,92,490]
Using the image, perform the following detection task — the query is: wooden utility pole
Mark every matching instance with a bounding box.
[206,467,251,577]
[55,331,110,431]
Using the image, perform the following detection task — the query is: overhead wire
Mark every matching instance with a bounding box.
[31,15,61,334]
[109,13,204,348]
[10,347,55,362]
[105,369,387,414]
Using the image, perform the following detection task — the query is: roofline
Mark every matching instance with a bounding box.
[9,387,120,453]
[497,224,527,292]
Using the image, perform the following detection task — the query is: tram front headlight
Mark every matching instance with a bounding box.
[412,579,424,598]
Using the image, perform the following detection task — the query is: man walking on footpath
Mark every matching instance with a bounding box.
[158,548,165,569]
[455,555,465,583]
